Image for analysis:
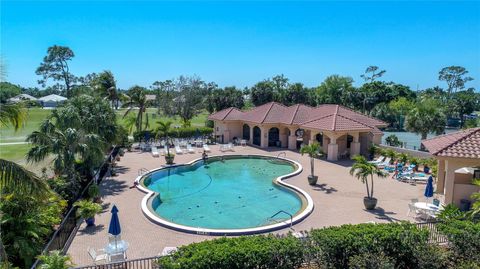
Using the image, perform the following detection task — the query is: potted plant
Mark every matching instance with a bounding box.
[350,155,387,210]
[74,199,102,226]
[422,158,430,174]
[157,120,175,165]
[384,149,397,165]
[397,153,409,165]
[88,184,101,203]
[409,156,420,172]
[39,250,74,269]
[300,142,323,185]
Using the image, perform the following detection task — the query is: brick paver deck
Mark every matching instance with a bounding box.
[67,145,425,266]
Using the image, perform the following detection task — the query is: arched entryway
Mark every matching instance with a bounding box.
[295,129,305,149]
[253,126,261,146]
[268,127,280,147]
[316,133,323,146]
[242,124,250,140]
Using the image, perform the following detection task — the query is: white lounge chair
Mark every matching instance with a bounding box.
[227,142,234,151]
[160,246,178,256]
[88,247,108,264]
[175,145,183,154]
[203,144,211,152]
[368,156,385,164]
[187,144,195,154]
[219,144,227,152]
[151,146,159,157]
[377,157,391,168]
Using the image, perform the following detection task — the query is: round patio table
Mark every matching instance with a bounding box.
[105,240,129,258]
[414,202,439,211]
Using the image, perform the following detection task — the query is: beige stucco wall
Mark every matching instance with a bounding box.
[437,157,480,204]
[453,184,480,207]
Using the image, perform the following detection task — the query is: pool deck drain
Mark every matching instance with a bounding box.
[67,145,427,266]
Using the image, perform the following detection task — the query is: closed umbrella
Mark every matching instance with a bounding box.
[424,176,434,201]
[108,205,121,247]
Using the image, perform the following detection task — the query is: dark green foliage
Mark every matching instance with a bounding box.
[0,192,66,268]
[0,82,22,103]
[206,87,244,113]
[308,223,429,269]
[348,252,395,269]
[385,134,402,147]
[134,127,213,142]
[156,235,304,269]
[438,220,480,264]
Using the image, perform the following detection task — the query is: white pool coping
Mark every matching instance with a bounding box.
[135,154,314,235]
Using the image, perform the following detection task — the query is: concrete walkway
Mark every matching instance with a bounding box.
[67,145,425,266]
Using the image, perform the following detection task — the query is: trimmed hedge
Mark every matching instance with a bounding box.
[437,220,480,264]
[308,223,429,268]
[156,223,437,269]
[156,235,304,269]
[133,127,213,142]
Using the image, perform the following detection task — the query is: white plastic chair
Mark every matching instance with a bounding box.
[88,247,108,264]
[187,144,195,154]
[175,145,183,154]
[151,146,159,157]
[203,144,211,152]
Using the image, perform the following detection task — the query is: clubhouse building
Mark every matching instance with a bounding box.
[208,102,387,161]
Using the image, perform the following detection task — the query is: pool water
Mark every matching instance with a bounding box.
[143,157,303,230]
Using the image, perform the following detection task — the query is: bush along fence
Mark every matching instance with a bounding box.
[30,146,120,269]
[72,220,480,269]
[133,127,213,142]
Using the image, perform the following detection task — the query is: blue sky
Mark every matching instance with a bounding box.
[1,1,479,90]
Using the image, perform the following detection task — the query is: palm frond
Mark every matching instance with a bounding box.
[0,159,50,198]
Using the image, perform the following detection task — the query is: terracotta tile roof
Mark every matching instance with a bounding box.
[422,128,480,159]
[208,102,386,134]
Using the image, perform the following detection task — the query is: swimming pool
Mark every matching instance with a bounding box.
[137,155,313,235]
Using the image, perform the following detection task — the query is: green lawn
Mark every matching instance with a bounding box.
[0,108,52,143]
[0,107,209,162]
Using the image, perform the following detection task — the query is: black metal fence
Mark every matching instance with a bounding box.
[30,147,119,269]
[74,256,161,269]
[416,220,448,244]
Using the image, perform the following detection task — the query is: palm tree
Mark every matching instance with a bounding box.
[93,71,118,109]
[156,120,173,158]
[300,142,323,185]
[405,99,447,150]
[26,119,104,176]
[349,155,387,209]
[122,86,148,132]
[39,251,74,269]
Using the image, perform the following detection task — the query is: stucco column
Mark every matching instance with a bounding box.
[288,127,297,150]
[327,136,339,161]
[279,128,288,148]
[302,130,310,145]
[309,131,318,145]
[444,160,455,204]
[436,159,445,195]
[260,127,268,148]
[350,133,361,158]
[249,125,254,145]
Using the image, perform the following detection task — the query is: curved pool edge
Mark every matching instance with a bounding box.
[135,154,314,236]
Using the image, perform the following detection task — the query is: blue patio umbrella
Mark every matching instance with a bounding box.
[108,205,121,247]
[424,176,434,200]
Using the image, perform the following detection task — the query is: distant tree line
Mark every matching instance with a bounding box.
[1,45,479,134]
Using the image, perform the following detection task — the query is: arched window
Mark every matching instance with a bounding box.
[253,126,261,146]
[316,133,323,147]
[242,124,250,140]
[268,127,280,147]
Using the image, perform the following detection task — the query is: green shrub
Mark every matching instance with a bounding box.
[308,223,429,269]
[156,235,304,269]
[348,252,395,269]
[438,220,480,264]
